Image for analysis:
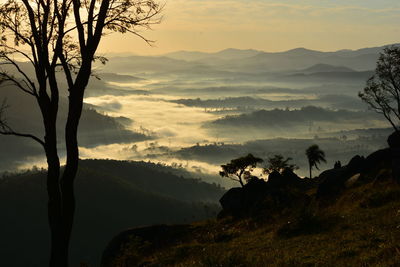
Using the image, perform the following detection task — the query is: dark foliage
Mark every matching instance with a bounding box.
[264,154,298,174]
[219,154,263,187]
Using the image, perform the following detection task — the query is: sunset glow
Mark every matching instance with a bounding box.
[99,0,400,55]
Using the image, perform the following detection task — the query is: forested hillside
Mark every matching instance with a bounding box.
[0,160,224,266]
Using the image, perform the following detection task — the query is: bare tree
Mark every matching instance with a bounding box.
[359,46,400,132]
[0,1,162,266]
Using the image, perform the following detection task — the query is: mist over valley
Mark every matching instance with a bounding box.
[1,44,395,180]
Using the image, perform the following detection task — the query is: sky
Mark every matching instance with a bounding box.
[98,0,400,55]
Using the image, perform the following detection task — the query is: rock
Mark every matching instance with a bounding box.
[346,155,365,174]
[316,168,349,199]
[218,173,312,218]
[267,169,305,189]
[267,171,284,187]
[388,131,400,148]
[245,177,269,193]
[363,148,391,173]
[317,148,393,200]
[242,178,269,213]
[345,173,361,188]
[219,178,269,217]
[388,131,400,182]
[219,187,244,217]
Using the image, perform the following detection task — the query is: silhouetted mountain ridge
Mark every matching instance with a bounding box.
[298,63,355,73]
[209,106,381,127]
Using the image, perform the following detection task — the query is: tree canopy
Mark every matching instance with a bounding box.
[219,153,263,187]
[263,154,298,175]
[305,144,326,179]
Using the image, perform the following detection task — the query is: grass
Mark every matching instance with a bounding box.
[107,169,400,267]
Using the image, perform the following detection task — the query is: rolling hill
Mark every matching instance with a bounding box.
[0,159,225,266]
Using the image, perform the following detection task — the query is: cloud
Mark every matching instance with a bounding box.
[163,0,400,29]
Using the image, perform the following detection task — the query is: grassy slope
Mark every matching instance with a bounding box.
[109,167,400,267]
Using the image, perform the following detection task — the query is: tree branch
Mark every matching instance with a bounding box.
[0,100,44,147]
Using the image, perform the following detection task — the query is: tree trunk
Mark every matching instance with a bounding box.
[44,128,66,267]
[60,113,80,266]
[309,163,312,179]
[58,66,90,267]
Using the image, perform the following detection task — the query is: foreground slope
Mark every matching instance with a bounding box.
[102,156,400,266]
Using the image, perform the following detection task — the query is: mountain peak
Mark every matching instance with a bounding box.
[283,47,321,55]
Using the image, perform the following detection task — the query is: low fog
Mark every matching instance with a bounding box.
[1,44,397,182]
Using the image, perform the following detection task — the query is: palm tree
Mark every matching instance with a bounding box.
[306,144,326,178]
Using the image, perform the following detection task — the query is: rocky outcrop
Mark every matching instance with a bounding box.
[317,155,367,199]
[346,155,365,173]
[218,178,269,218]
[218,171,311,218]
[317,168,350,199]
[363,148,391,173]
[219,187,246,217]
[317,149,393,200]
[388,131,400,182]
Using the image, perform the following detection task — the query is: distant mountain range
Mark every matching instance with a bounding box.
[99,44,399,74]
[165,48,261,61]
[162,44,399,64]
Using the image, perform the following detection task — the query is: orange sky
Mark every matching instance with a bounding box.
[97,0,400,55]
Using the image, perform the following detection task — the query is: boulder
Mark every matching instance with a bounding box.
[346,155,365,174]
[316,168,349,199]
[219,178,269,217]
[317,149,393,200]
[267,171,284,188]
[363,148,391,173]
[345,173,361,188]
[267,169,305,189]
[388,131,400,182]
[242,178,269,213]
[219,187,244,217]
[218,174,312,218]
[388,131,400,148]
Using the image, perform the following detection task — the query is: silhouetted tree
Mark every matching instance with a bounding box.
[359,46,400,132]
[263,154,298,175]
[219,153,263,187]
[305,145,326,178]
[0,1,162,266]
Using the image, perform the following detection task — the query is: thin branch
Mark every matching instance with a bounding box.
[0,72,37,97]
[0,52,37,94]
[0,100,45,147]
